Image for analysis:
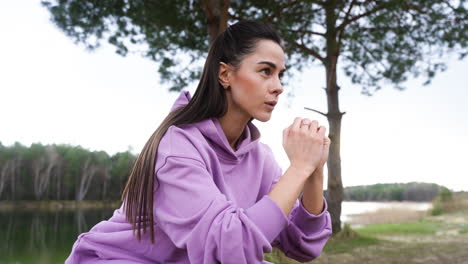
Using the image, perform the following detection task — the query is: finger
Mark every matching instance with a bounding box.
[323,137,331,150]
[309,120,319,134]
[292,117,302,131]
[317,126,326,138]
[300,118,311,132]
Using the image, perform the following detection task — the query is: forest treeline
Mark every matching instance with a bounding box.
[0,142,136,201]
[1,142,447,202]
[342,182,445,202]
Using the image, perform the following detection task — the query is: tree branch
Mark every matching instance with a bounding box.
[293,33,325,62]
[343,0,358,23]
[304,107,328,117]
[337,0,357,50]
[441,0,457,11]
[337,1,395,32]
[355,37,388,73]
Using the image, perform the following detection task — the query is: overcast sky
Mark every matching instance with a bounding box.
[1,2,467,191]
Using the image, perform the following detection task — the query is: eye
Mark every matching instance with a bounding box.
[260,68,271,75]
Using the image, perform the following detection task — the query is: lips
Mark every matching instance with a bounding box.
[265,101,277,111]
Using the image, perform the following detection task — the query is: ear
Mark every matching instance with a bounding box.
[218,62,232,90]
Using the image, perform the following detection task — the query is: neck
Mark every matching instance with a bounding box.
[217,113,250,151]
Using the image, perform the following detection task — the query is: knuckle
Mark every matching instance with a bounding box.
[312,135,323,142]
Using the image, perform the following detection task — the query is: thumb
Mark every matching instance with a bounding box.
[282,127,290,147]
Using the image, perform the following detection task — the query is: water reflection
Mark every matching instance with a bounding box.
[0,202,433,263]
[0,209,115,264]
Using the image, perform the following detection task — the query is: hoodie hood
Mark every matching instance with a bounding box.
[170,90,261,162]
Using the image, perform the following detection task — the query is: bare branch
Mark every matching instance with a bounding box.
[304,107,328,117]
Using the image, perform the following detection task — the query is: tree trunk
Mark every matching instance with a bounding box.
[324,0,344,234]
[0,160,11,197]
[33,157,46,200]
[76,159,96,201]
[324,57,345,234]
[201,0,230,45]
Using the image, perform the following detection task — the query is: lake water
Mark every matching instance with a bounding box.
[0,201,432,264]
[0,209,115,264]
[341,201,433,222]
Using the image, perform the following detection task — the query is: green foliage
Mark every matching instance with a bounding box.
[324,235,380,254]
[342,182,443,201]
[439,187,454,202]
[41,1,468,94]
[323,224,380,254]
[430,187,463,216]
[431,203,444,216]
[0,142,136,201]
[356,221,441,236]
[41,0,208,91]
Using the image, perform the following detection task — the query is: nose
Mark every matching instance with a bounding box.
[270,76,283,95]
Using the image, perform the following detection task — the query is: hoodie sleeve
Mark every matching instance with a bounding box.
[153,154,290,264]
[272,194,332,262]
[265,148,332,262]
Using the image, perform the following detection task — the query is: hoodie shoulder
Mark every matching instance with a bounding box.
[157,124,205,162]
[258,142,274,157]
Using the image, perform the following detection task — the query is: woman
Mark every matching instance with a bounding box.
[66,21,332,264]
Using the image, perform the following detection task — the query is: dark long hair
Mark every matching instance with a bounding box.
[122,21,283,243]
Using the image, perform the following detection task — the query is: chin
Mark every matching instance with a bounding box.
[253,113,272,122]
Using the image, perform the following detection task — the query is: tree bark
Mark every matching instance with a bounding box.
[201,0,230,45]
[324,0,345,234]
[324,59,345,234]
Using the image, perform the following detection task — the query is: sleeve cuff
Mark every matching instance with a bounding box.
[245,195,289,243]
[292,196,329,234]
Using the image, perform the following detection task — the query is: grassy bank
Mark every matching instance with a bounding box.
[266,193,468,264]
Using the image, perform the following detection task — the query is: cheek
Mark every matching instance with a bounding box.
[235,73,263,100]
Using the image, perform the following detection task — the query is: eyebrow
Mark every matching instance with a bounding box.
[257,61,287,73]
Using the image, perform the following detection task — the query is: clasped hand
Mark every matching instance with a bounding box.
[282,117,331,176]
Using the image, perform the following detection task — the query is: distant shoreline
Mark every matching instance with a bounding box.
[0,200,433,212]
[0,200,122,211]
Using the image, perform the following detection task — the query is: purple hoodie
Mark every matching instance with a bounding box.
[65,91,332,264]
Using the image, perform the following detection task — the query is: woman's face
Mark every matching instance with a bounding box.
[221,39,286,123]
